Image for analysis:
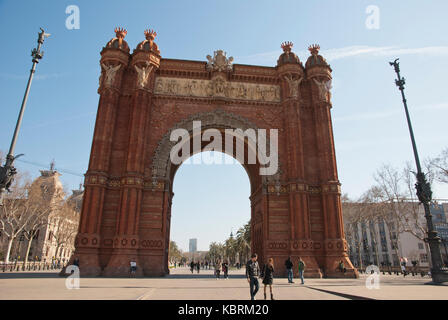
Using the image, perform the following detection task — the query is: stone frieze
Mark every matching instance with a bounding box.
[154,76,281,102]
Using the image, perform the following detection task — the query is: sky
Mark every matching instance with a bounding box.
[0,0,447,251]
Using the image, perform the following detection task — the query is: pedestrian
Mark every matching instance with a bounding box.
[246,253,261,300]
[262,258,275,300]
[400,257,407,277]
[285,256,294,283]
[190,261,195,274]
[338,260,346,274]
[222,260,229,279]
[215,260,221,279]
[196,261,200,273]
[205,261,209,270]
[298,257,306,284]
[130,259,137,277]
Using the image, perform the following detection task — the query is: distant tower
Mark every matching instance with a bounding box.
[189,238,197,253]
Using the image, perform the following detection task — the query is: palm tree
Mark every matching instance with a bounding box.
[236,221,251,264]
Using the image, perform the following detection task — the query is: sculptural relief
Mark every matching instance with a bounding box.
[313,78,332,102]
[154,76,280,102]
[206,50,233,72]
[101,63,121,87]
[135,62,153,88]
[284,73,303,99]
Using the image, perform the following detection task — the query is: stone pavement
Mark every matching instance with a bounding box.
[0,267,447,300]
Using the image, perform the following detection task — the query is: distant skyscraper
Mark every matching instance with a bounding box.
[189,238,197,253]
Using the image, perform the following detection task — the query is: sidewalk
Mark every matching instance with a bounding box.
[0,267,446,300]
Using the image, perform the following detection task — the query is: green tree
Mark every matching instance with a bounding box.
[168,240,183,264]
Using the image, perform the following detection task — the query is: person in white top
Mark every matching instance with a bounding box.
[130,259,137,277]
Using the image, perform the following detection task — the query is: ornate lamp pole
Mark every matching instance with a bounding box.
[0,28,50,205]
[389,58,448,283]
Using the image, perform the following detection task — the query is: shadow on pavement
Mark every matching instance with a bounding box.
[166,274,246,279]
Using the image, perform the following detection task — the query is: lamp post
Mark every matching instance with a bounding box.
[0,28,50,205]
[389,58,448,283]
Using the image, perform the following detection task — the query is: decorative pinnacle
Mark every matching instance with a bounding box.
[144,29,157,40]
[281,41,293,53]
[308,44,320,55]
[114,27,127,39]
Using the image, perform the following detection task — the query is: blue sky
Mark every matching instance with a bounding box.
[1,0,447,251]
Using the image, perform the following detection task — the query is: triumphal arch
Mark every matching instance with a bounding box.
[72,27,357,278]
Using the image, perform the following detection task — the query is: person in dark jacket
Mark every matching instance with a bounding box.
[262,258,275,300]
[222,261,229,279]
[285,257,294,283]
[246,253,260,300]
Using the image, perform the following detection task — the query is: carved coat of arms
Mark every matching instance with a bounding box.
[206,50,234,72]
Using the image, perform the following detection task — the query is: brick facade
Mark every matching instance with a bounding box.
[72,29,357,278]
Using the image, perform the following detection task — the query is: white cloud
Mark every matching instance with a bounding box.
[237,45,448,66]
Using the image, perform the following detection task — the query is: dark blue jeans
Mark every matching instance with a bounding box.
[299,270,304,284]
[287,268,294,282]
[249,277,259,300]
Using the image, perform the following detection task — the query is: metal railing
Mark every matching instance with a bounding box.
[0,261,63,272]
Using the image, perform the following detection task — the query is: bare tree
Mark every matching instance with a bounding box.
[22,200,50,264]
[401,162,433,266]
[342,195,369,268]
[0,174,43,263]
[48,202,79,260]
[429,147,448,184]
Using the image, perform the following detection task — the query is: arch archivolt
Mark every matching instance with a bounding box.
[150,109,281,189]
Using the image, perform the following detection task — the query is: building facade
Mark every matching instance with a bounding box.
[344,201,448,268]
[0,168,82,264]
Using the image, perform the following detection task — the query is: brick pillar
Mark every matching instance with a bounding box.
[73,34,129,276]
[308,66,358,278]
[103,33,161,276]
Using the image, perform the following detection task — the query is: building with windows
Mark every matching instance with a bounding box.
[0,168,82,264]
[343,201,448,268]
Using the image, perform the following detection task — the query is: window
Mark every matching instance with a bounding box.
[420,254,428,263]
[418,243,424,250]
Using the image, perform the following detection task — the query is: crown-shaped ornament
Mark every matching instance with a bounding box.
[114,27,127,39]
[308,44,320,55]
[281,41,293,53]
[144,29,157,40]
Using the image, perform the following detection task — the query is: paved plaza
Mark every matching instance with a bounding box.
[0,267,447,300]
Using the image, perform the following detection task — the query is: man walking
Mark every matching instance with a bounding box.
[246,253,260,300]
[298,257,305,284]
[285,256,294,283]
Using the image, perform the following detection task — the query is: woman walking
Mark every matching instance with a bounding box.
[262,258,275,300]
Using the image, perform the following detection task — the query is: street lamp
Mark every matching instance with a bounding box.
[389,58,448,283]
[0,28,50,205]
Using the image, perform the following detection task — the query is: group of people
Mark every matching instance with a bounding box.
[284,256,306,284]
[186,261,211,271]
[245,254,307,300]
[214,260,229,279]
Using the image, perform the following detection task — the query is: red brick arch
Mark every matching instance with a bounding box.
[72,29,358,278]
